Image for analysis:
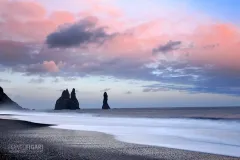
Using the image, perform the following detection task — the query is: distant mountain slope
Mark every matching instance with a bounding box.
[0,86,22,110]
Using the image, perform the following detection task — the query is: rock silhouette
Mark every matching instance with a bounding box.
[66,89,70,99]
[0,86,22,109]
[70,88,79,110]
[55,88,80,110]
[102,92,110,110]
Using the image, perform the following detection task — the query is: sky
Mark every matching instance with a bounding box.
[0,0,240,110]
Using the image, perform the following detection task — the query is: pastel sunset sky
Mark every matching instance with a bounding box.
[1,0,240,109]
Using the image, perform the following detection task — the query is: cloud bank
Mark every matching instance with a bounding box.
[0,0,240,96]
[46,17,113,48]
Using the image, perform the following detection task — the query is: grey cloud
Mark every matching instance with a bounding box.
[52,78,60,83]
[143,87,171,92]
[46,17,113,48]
[125,91,132,94]
[0,79,11,83]
[143,83,195,93]
[203,43,219,49]
[128,81,139,85]
[29,78,45,84]
[0,36,240,96]
[56,89,65,92]
[101,88,111,92]
[144,60,240,96]
[143,83,240,96]
[153,40,181,54]
[25,63,48,73]
[0,40,34,67]
[63,77,78,81]
[51,77,78,83]
[37,87,47,90]
[9,42,240,96]
[0,40,62,76]
[2,40,240,96]
[12,63,55,76]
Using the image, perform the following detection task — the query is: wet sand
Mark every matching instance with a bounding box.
[0,119,239,160]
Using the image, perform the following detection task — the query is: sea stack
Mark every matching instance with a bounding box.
[54,88,80,110]
[69,88,79,110]
[102,92,110,110]
[0,86,22,109]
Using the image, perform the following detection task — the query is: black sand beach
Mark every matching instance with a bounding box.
[0,118,239,160]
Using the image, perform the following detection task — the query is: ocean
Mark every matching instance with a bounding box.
[0,107,240,157]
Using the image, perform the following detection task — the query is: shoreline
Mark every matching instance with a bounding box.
[0,118,239,160]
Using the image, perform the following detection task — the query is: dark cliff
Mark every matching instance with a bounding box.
[0,86,22,109]
[102,92,110,110]
[55,88,80,110]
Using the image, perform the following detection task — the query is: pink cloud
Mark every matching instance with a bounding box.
[43,61,59,73]
[49,11,76,24]
[184,24,240,70]
[0,0,76,42]
[1,0,240,96]
[0,0,127,43]
[88,2,123,18]
[0,0,46,21]
[1,0,240,76]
